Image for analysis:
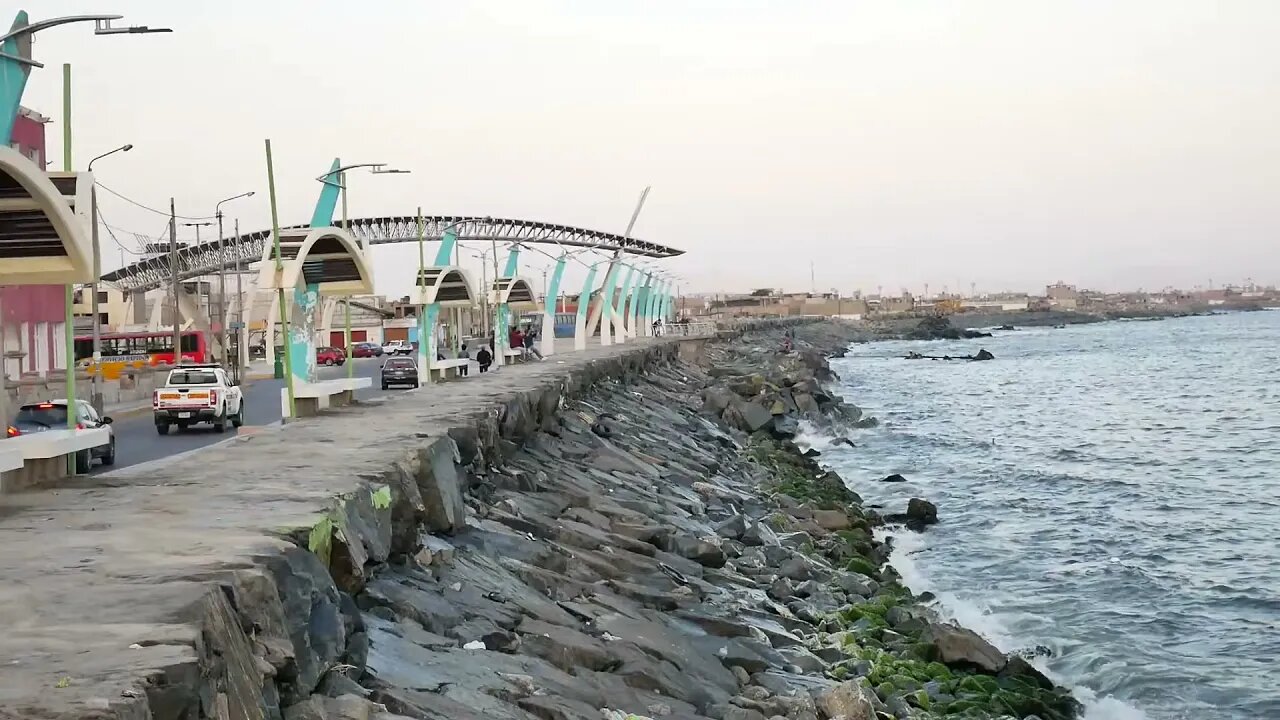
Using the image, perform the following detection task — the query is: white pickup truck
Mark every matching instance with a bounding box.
[153,364,245,435]
[382,339,413,356]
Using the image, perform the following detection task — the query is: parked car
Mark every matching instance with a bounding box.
[380,357,418,389]
[8,399,115,472]
[316,346,347,366]
[351,341,383,358]
[382,339,412,356]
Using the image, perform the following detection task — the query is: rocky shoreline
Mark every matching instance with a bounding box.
[279,321,1080,720]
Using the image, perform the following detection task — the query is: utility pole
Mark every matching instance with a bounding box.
[234,218,243,384]
[810,261,815,295]
[169,198,180,364]
[182,221,212,328]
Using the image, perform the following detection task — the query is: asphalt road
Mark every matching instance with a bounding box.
[91,357,411,474]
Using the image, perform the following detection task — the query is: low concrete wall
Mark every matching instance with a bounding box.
[3,366,166,420]
[0,339,680,718]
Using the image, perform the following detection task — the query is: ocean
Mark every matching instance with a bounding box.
[811,310,1280,720]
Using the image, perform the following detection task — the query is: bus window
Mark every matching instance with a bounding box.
[146,335,173,353]
[180,333,200,354]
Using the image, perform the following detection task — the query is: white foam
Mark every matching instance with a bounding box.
[878,527,1151,720]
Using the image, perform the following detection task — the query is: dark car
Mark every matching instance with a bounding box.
[380,357,418,389]
[351,341,383,358]
[316,346,346,366]
[8,399,115,472]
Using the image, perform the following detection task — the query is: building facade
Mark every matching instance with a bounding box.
[1,106,67,380]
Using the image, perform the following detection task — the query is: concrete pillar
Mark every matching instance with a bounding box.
[176,286,223,360]
[628,272,650,338]
[574,264,599,352]
[541,256,567,357]
[131,290,148,324]
[614,265,636,345]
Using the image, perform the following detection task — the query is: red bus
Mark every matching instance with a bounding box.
[74,330,210,379]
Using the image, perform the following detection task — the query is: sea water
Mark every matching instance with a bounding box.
[815,311,1280,720]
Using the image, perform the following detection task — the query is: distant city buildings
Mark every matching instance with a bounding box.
[677,279,1278,321]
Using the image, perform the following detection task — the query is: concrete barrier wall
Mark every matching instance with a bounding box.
[2,367,168,422]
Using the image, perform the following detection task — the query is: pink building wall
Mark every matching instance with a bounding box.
[1,107,65,377]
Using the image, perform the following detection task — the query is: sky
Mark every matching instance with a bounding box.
[17,0,1280,298]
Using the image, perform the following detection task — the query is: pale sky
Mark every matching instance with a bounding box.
[19,1,1280,298]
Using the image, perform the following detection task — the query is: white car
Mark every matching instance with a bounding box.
[382,340,412,356]
[153,364,244,435]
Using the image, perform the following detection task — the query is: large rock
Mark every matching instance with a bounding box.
[815,680,876,720]
[812,509,850,531]
[907,497,937,524]
[417,438,467,534]
[920,622,1007,673]
[736,400,775,433]
[664,533,728,568]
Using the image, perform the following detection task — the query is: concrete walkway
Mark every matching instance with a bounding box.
[0,338,676,718]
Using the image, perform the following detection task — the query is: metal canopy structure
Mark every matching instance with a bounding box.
[101,215,684,293]
[0,146,94,284]
[414,266,477,307]
[491,276,538,309]
[255,226,374,296]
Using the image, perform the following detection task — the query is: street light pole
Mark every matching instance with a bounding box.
[313,162,409,378]
[86,142,131,171]
[214,190,254,369]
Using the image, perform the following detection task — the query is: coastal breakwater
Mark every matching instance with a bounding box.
[0,322,1078,720]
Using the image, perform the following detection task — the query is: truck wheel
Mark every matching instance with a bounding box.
[74,449,92,474]
[213,413,227,433]
[231,406,244,428]
[101,438,116,466]
[156,423,170,436]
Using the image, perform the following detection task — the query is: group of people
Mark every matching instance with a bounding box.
[453,324,542,375]
[509,324,543,362]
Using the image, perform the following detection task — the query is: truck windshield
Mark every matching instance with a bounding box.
[168,370,218,385]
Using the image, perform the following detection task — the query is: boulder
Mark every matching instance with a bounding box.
[815,680,876,720]
[417,438,467,534]
[716,514,748,540]
[812,510,850,531]
[907,498,938,526]
[881,473,907,483]
[972,348,995,361]
[741,520,780,548]
[920,622,1007,673]
[770,415,800,439]
[664,534,728,568]
[737,400,775,433]
[703,387,738,415]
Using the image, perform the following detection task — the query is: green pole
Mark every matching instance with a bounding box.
[341,169,353,379]
[62,64,75,472]
[265,139,296,419]
[415,208,427,381]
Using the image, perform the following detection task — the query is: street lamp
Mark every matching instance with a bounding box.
[315,163,410,377]
[86,142,131,171]
[82,143,134,413]
[0,11,170,455]
[214,190,254,372]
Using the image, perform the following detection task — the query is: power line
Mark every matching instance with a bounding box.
[94,180,215,221]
